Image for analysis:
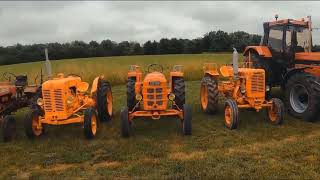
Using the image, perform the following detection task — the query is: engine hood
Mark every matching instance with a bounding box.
[143,72,167,83]
[295,52,320,62]
[0,82,16,97]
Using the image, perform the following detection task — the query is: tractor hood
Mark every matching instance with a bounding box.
[295,52,320,62]
[143,72,167,84]
[0,82,16,97]
[42,75,84,91]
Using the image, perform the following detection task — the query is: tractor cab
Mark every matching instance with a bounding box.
[261,17,312,66]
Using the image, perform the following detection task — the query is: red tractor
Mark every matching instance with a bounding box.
[243,15,320,121]
[120,64,192,137]
[0,72,41,142]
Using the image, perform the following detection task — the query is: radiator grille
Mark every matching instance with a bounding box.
[43,90,52,112]
[43,89,65,112]
[146,87,164,107]
[251,72,264,93]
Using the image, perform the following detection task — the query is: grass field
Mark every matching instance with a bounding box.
[0,54,319,179]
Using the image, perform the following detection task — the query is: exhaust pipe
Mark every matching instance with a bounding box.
[44,48,52,80]
[232,48,239,79]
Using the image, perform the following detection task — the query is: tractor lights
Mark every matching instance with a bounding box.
[66,96,74,107]
[169,93,175,101]
[135,94,143,101]
[37,98,44,106]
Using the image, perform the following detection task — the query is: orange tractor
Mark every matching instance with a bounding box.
[24,73,112,139]
[200,49,284,129]
[120,64,192,137]
[24,48,112,139]
[0,72,41,142]
[243,15,320,121]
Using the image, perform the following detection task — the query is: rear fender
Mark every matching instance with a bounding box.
[203,63,219,77]
[243,46,272,58]
[91,76,103,95]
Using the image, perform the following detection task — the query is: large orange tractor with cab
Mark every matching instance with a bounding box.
[0,72,42,142]
[200,49,284,129]
[120,64,192,137]
[24,49,113,139]
[243,15,320,121]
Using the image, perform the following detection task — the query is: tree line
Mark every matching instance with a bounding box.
[0,30,262,65]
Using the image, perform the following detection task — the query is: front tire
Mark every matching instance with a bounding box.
[182,105,192,135]
[24,110,43,138]
[2,115,16,142]
[266,98,284,125]
[224,99,239,130]
[120,107,130,138]
[97,80,113,122]
[84,107,99,139]
[200,76,219,114]
[285,72,320,121]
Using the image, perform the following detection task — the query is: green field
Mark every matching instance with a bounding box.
[0,54,319,179]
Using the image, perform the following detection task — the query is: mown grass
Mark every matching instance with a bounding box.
[0,54,319,179]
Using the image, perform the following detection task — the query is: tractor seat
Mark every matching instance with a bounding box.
[77,82,89,92]
[219,66,233,77]
[15,75,28,87]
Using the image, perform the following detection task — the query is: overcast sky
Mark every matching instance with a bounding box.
[0,1,320,46]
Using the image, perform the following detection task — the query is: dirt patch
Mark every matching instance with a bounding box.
[93,161,122,169]
[169,151,205,161]
[46,164,75,172]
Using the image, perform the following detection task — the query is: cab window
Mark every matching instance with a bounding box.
[268,26,283,52]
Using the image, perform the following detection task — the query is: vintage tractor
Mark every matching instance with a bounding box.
[200,49,284,129]
[120,64,192,137]
[24,73,113,139]
[0,72,41,142]
[243,15,320,121]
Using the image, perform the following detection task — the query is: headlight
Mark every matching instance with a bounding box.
[135,94,142,101]
[266,85,270,92]
[66,96,74,106]
[37,98,44,106]
[168,93,175,101]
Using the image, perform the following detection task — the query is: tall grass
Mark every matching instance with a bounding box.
[0,53,237,85]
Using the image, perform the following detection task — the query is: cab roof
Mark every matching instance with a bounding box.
[267,18,309,28]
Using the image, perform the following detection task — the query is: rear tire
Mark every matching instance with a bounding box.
[127,78,137,111]
[182,105,192,135]
[224,99,239,130]
[172,77,185,109]
[84,107,99,139]
[24,109,43,138]
[97,80,113,122]
[285,72,320,121]
[2,115,16,142]
[120,107,130,138]
[200,76,219,114]
[266,98,284,125]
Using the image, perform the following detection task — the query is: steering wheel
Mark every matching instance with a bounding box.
[148,64,163,73]
[67,73,82,79]
[3,72,16,81]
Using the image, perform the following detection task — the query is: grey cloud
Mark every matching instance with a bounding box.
[0,1,320,46]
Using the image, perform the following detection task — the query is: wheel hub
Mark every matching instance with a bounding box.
[290,84,309,113]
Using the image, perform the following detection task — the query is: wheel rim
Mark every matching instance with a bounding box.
[106,90,113,116]
[200,84,208,109]
[268,103,278,122]
[32,115,42,136]
[91,113,97,135]
[290,84,308,113]
[225,105,232,127]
